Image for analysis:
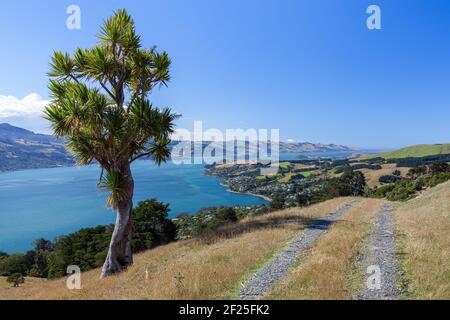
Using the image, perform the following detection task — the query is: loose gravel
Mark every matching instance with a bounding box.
[239,200,360,300]
[353,203,402,300]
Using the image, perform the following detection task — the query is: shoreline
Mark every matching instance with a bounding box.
[219,182,272,202]
[0,164,74,175]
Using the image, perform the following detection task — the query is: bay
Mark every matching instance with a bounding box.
[0,150,362,253]
[0,161,267,253]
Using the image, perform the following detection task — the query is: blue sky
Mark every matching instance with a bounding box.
[1,0,449,149]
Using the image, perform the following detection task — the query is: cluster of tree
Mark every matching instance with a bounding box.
[407,161,450,179]
[331,159,350,167]
[270,192,286,210]
[295,172,367,207]
[0,244,51,278]
[290,159,330,166]
[7,273,25,287]
[372,182,417,201]
[175,207,239,239]
[390,154,450,168]
[287,173,307,182]
[378,169,404,184]
[1,201,273,281]
[0,199,176,279]
[379,175,403,184]
[370,161,450,201]
[334,164,381,174]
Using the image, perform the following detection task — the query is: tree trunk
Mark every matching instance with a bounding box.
[101,164,134,278]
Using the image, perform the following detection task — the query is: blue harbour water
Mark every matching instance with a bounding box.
[0,161,268,253]
[0,151,359,253]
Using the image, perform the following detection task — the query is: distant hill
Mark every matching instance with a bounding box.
[0,123,74,172]
[366,143,450,159]
[0,123,353,172]
[173,141,353,155]
[279,142,352,153]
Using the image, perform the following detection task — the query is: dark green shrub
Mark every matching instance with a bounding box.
[386,181,418,201]
[371,184,396,198]
[0,254,31,276]
[379,175,402,184]
[392,170,401,177]
[296,193,311,207]
[27,250,50,278]
[270,192,286,210]
[132,199,177,252]
[33,238,54,252]
[0,251,7,262]
[46,199,176,278]
[325,171,367,197]
[334,165,353,174]
[215,207,238,223]
[335,164,381,174]
[7,273,24,287]
[427,172,450,187]
[429,161,450,175]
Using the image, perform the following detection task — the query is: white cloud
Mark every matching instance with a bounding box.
[0,93,49,118]
[286,138,308,143]
[0,93,51,133]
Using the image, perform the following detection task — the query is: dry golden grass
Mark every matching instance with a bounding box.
[0,276,48,290]
[357,164,410,188]
[265,198,384,300]
[0,198,355,300]
[395,181,450,299]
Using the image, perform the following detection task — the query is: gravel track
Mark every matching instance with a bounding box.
[239,200,360,300]
[353,203,402,300]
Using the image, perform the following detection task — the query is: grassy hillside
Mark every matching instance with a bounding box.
[354,163,409,188]
[0,123,74,172]
[395,180,450,299]
[0,198,357,300]
[1,182,449,300]
[368,143,450,159]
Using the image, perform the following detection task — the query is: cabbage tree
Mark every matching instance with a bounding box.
[44,9,178,278]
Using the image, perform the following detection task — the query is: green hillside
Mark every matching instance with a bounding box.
[0,123,74,172]
[368,143,450,159]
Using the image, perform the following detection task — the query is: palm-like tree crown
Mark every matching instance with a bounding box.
[44,9,178,208]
